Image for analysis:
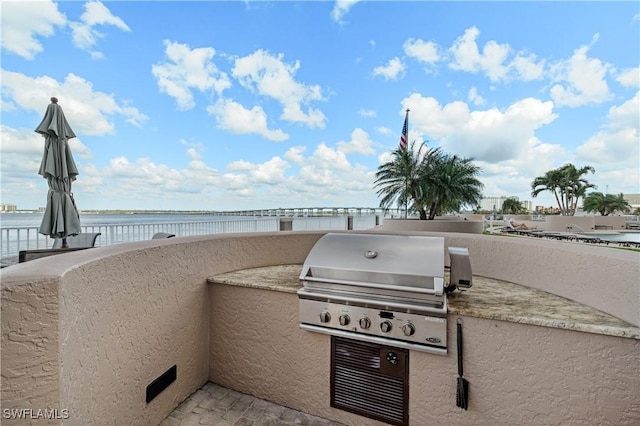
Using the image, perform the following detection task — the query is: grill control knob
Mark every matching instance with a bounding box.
[401,323,415,336]
[319,311,331,323]
[359,317,371,329]
[380,320,393,333]
[339,314,350,326]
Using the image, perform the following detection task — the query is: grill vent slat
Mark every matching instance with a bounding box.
[331,337,408,426]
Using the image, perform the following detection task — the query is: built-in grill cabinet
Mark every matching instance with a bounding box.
[332,336,409,426]
[298,233,454,355]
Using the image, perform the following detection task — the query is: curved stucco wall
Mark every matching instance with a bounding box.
[1,231,638,425]
[210,285,639,426]
[381,219,484,234]
[1,233,324,425]
[545,215,628,232]
[368,229,639,327]
[437,232,639,326]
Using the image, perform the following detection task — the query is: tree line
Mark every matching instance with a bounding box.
[374,144,634,219]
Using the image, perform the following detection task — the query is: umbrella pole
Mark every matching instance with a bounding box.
[61,237,69,248]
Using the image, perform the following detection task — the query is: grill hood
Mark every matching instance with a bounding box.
[299,233,446,302]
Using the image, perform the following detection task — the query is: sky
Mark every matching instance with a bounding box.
[1,1,639,212]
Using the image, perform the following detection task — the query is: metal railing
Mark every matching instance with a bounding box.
[0,215,381,260]
[0,218,280,259]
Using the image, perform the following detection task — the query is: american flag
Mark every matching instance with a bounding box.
[399,110,409,150]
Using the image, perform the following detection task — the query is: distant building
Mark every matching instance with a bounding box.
[480,196,510,212]
[480,196,532,213]
[0,203,17,212]
[623,194,640,209]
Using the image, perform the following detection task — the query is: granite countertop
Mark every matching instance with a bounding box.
[209,264,302,294]
[208,264,639,340]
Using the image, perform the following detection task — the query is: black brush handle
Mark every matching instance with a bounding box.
[457,318,464,377]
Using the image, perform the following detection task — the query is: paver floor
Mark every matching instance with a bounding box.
[160,382,344,426]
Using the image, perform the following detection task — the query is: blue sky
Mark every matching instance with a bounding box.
[1,1,638,211]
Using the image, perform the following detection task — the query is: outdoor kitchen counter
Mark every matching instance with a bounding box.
[207,264,640,340]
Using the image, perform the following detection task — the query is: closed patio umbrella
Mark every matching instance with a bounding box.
[36,97,81,248]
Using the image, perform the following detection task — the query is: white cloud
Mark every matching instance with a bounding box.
[510,53,545,81]
[207,98,288,142]
[1,70,148,134]
[576,92,639,164]
[215,143,377,206]
[227,156,289,185]
[180,139,205,161]
[549,43,613,107]
[0,0,66,59]
[403,38,440,64]
[616,67,640,88]
[289,144,374,202]
[575,108,639,196]
[69,0,130,56]
[372,57,405,80]
[152,40,231,110]
[402,93,557,163]
[358,108,376,118]
[232,50,326,128]
[468,87,485,106]
[447,26,545,83]
[448,26,510,82]
[284,146,306,166]
[104,156,219,197]
[336,128,376,155]
[331,0,361,23]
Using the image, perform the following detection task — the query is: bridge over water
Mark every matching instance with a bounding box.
[214,207,401,217]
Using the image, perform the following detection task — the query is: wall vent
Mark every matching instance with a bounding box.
[146,365,176,403]
[331,337,408,426]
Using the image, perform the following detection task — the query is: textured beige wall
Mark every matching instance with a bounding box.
[436,232,640,326]
[209,284,640,425]
[545,215,628,231]
[1,230,638,425]
[411,316,639,425]
[1,232,323,425]
[381,219,483,234]
[209,284,388,426]
[1,277,61,419]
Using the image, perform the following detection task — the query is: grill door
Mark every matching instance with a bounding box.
[331,336,409,426]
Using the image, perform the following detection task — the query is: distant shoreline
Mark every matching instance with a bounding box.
[1,210,219,215]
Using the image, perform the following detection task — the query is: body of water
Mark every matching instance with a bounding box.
[0,212,231,228]
[586,232,640,243]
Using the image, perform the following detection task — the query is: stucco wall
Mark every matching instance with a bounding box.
[434,232,640,326]
[381,219,483,234]
[1,233,323,425]
[545,215,628,232]
[209,284,640,425]
[1,278,61,417]
[1,231,638,425]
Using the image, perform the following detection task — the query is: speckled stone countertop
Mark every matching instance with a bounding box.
[208,264,639,340]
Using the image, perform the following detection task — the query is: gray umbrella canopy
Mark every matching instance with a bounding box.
[36,97,81,244]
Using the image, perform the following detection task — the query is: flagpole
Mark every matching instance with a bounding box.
[404,109,409,219]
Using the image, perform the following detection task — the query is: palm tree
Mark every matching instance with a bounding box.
[374,141,442,219]
[421,154,484,220]
[563,164,596,215]
[531,163,595,216]
[502,197,522,214]
[583,192,631,216]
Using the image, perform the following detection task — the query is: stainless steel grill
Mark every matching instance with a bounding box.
[298,233,472,355]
